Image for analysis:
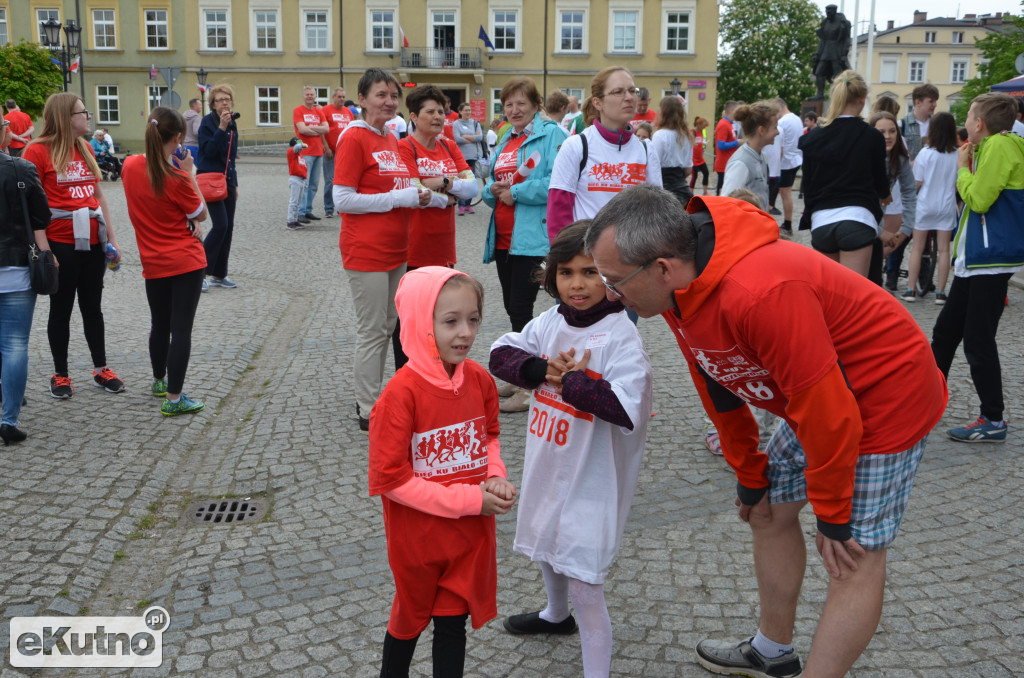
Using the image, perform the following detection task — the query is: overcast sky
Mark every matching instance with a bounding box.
[811,0,1017,31]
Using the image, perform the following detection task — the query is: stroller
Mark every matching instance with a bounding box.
[96,152,122,181]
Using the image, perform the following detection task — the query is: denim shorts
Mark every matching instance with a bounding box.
[811,220,877,253]
[766,421,926,550]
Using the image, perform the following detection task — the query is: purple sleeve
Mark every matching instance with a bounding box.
[547,188,576,243]
[560,370,634,430]
[489,345,548,389]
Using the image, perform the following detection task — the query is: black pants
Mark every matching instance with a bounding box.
[203,187,236,278]
[48,240,107,375]
[690,163,709,189]
[493,250,542,333]
[145,268,205,394]
[931,272,1012,422]
[715,171,726,196]
[768,176,780,209]
[380,614,468,678]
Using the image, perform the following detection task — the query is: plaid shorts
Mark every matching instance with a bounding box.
[765,421,926,550]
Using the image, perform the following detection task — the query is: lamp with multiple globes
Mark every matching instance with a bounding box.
[42,18,82,92]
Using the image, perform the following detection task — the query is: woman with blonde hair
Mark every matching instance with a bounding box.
[652,96,694,205]
[798,70,890,277]
[120,106,209,415]
[196,83,239,291]
[22,92,125,399]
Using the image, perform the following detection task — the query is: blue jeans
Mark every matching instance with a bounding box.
[0,289,37,426]
[322,153,335,214]
[299,154,324,216]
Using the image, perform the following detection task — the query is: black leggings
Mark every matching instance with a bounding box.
[48,240,107,375]
[145,268,205,394]
[690,163,709,189]
[380,614,468,678]
[203,186,236,278]
[493,250,542,332]
[715,171,726,196]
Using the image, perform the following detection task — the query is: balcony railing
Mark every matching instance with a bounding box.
[400,46,482,70]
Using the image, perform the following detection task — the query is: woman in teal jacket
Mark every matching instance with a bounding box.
[482,77,567,339]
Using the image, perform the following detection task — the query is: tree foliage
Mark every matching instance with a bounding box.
[950,8,1024,123]
[717,0,821,116]
[0,41,65,118]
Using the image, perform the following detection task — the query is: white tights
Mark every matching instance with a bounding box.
[538,563,612,678]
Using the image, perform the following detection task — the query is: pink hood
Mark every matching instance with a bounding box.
[395,266,471,391]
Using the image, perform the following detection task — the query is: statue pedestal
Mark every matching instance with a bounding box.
[801,99,825,119]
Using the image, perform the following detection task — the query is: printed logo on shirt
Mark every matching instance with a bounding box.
[587,162,647,192]
[412,417,489,479]
[372,150,407,176]
[331,113,351,128]
[302,112,321,125]
[418,157,455,177]
[691,345,769,384]
[57,161,93,184]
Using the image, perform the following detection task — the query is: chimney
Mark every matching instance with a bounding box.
[913,10,928,22]
[887,19,895,29]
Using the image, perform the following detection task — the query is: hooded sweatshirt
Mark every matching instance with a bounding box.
[368,266,506,636]
[663,196,947,540]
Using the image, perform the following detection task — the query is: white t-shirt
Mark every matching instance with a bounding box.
[778,111,804,170]
[384,115,407,140]
[651,128,693,169]
[486,129,497,154]
[1012,119,1024,137]
[549,125,663,221]
[912,147,958,231]
[491,305,652,584]
[763,136,782,177]
[560,110,582,133]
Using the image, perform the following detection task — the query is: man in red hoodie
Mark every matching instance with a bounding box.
[586,185,947,678]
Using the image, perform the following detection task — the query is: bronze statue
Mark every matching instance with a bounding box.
[812,4,852,99]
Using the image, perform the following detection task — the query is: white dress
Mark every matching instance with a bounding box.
[912,147,958,231]
[491,306,652,584]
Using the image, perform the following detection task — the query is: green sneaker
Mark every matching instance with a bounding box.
[161,394,205,416]
[152,379,168,397]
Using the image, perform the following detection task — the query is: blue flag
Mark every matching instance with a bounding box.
[49,55,62,67]
[478,25,495,50]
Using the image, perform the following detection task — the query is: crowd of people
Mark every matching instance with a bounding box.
[2,66,1022,678]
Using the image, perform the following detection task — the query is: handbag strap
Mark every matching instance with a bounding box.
[223,131,232,175]
[7,155,38,254]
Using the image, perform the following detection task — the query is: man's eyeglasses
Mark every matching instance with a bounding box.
[71,110,92,117]
[600,254,674,299]
[601,87,640,99]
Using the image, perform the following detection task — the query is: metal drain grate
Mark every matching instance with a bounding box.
[185,498,267,525]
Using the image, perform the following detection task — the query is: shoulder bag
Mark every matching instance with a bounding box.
[196,130,232,202]
[11,159,59,295]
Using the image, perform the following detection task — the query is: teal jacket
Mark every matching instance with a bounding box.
[482,112,567,262]
[955,131,1024,270]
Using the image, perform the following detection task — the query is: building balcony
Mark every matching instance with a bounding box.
[401,46,482,70]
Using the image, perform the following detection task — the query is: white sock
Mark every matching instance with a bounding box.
[538,562,570,623]
[569,578,612,678]
[751,629,793,659]
[168,396,181,404]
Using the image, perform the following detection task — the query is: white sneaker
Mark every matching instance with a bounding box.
[209,276,237,289]
[201,278,209,293]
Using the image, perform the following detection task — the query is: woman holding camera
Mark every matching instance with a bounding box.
[197,84,239,291]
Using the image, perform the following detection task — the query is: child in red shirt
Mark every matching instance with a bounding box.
[286,137,308,230]
[369,267,515,677]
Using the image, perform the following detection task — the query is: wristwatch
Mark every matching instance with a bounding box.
[442,177,450,191]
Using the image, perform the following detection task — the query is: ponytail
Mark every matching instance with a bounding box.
[823,70,868,124]
[144,106,187,195]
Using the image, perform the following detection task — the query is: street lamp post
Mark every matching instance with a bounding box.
[42,19,82,92]
[197,68,208,116]
[670,78,682,96]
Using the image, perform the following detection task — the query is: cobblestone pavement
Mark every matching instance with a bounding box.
[2,159,1022,677]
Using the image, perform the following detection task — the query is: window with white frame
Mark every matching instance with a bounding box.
[924,31,936,43]
[952,31,964,43]
[314,87,329,106]
[96,85,119,124]
[303,9,329,51]
[369,9,395,51]
[950,58,968,83]
[663,7,692,53]
[492,87,503,117]
[557,9,585,53]
[145,9,169,49]
[147,85,169,113]
[880,57,898,83]
[909,58,926,82]
[257,86,280,125]
[560,87,584,100]
[610,9,639,53]
[493,10,517,51]
[92,9,116,49]
[0,9,7,46]
[253,10,278,50]
[37,9,60,44]
[202,9,230,50]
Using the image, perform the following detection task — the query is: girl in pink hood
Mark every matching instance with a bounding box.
[368,266,516,677]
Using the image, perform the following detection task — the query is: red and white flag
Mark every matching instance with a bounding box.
[512,151,541,184]
[399,25,409,48]
[68,56,81,73]
[197,83,209,93]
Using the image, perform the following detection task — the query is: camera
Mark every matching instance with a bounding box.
[230,112,241,121]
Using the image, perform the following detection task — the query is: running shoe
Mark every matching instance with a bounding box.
[934,291,947,305]
[286,221,304,230]
[302,213,321,221]
[161,394,205,416]
[93,367,126,393]
[900,288,917,302]
[209,276,237,288]
[202,278,210,293]
[705,425,723,456]
[696,637,802,678]
[152,379,168,397]
[948,416,1007,443]
[50,374,74,399]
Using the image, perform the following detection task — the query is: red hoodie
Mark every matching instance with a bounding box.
[368,266,507,638]
[663,197,947,534]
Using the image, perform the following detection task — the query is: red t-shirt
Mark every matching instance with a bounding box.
[399,137,469,267]
[335,126,414,271]
[491,135,527,250]
[321,104,355,151]
[713,117,738,172]
[21,143,101,244]
[287,147,308,179]
[368,360,500,637]
[631,109,657,126]
[693,132,707,167]
[443,111,460,142]
[120,154,206,279]
[293,105,327,156]
[4,110,33,150]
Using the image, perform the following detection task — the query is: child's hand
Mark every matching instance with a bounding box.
[483,476,516,501]
[480,486,515,515]
[566,348,591,374]
[546,348,576,391]
[958,142,973,169]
